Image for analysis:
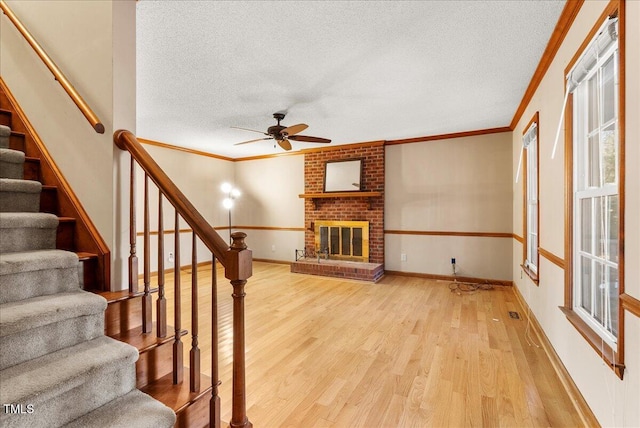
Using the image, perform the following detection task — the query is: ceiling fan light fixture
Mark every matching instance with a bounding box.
[232,112,330,151]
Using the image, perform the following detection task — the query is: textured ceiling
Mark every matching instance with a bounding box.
[136,0,566,158]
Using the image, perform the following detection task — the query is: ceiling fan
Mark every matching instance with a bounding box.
[232,112,331,151]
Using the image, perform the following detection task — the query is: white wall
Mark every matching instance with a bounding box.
[512,1,640,426]
[0,0,136,289]
[385,132,513,280]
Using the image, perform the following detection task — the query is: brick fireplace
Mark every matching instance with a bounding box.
[291,141,385,282]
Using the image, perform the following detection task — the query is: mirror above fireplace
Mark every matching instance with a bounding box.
[324,159,362,192]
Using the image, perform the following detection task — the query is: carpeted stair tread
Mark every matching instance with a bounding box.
[64,388,176,428]
[0,178,41,193]
[0,335,138,406]
[0,178,42,212]
[0,250,81,304]
[0,212,58,252]
[0,178,40,193]
[0,290,106,370]
[0,148,23,162]
[0,249,78,276]
[0,212,58,228]
[0,291,106,338]
[0,148,25,179]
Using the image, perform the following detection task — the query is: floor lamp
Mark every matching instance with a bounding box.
[221,182,241,244]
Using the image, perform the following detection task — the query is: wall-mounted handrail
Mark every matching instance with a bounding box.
[0,0,105,134]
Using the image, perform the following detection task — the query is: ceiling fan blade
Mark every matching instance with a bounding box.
[281,123,308,136]
[231,126,268,135]
[288,135,331,144]
[234,137,272,146]
[278,139,292,151]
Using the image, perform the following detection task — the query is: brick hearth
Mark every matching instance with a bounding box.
[291,259,384,282]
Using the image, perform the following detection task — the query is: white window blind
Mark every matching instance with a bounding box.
[515,122,537,183]
[524,122,538,273]
[551,16,618,159]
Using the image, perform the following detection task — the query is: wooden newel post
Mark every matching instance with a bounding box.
[225,232,253,428]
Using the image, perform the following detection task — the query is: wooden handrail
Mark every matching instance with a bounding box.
[114,129,230,267]
[116,129,252,427]
[0,0,105,134]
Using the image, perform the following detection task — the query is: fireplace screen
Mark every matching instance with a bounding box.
[315,220,369,262]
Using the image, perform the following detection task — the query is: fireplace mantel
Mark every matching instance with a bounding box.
[299,191,382,210]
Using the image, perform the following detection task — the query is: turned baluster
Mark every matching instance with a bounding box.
[227,232,253,428]
[156,192,167,338]
[190,232,201,392]
[128,157,139,293]
[142,174,152,333]
[210,255,221,428]
[173,211,183,384]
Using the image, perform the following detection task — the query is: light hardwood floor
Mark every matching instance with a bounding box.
[156,261,583,427]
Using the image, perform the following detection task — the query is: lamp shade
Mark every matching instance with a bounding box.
[221,182,233,193]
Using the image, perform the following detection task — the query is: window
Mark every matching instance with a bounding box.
[563,6,624,377]
[573,42,619,346]
[523,116,539,280]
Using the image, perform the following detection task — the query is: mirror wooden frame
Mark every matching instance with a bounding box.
[324,159,363,192]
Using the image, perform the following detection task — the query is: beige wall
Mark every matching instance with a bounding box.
[132,149,306,267]
[1,0,137,288]
[624,0,640,301]
[112,0,137,289]
[234,155,305,261]
[1,0,114,239]
[512,1,639,425]
[385,132,513,280]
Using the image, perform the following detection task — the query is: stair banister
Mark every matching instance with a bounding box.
[0,0,105,134]
[114,130,230,265]
[114,129,252,428]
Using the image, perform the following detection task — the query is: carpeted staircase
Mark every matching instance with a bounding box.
[0,123,176,427]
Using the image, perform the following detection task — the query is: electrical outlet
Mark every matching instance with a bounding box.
[168,252,174,263]
[401,253,407,262]
[271,244,276,252]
